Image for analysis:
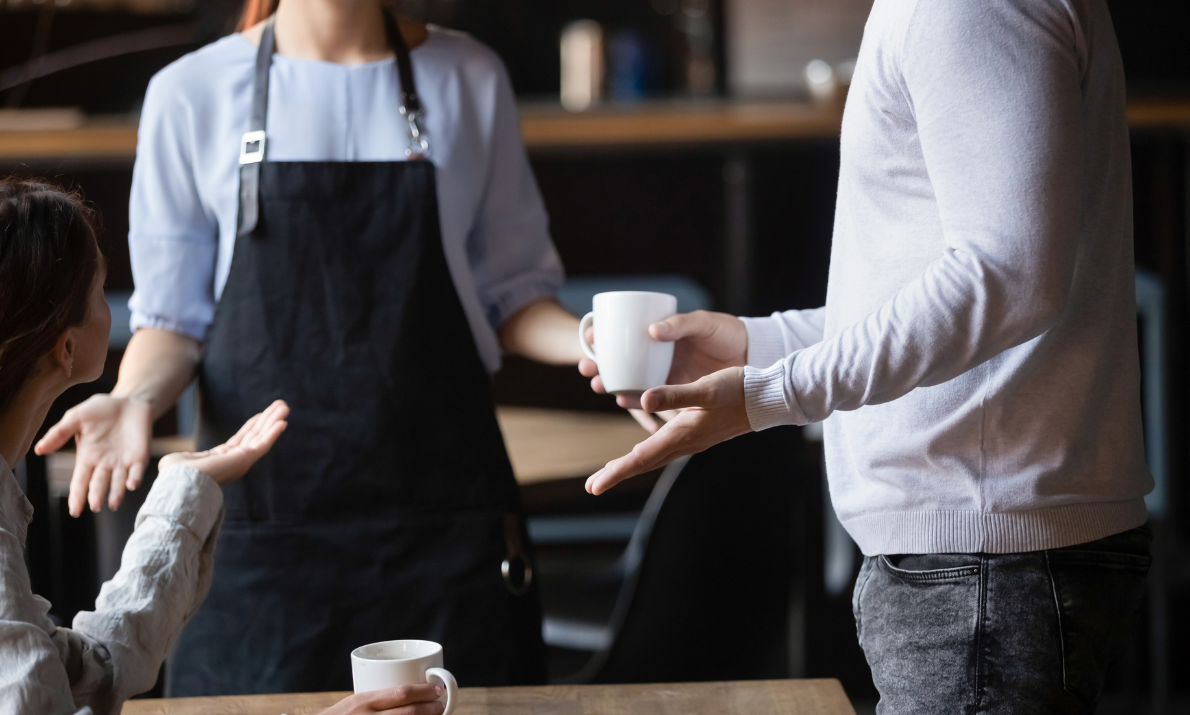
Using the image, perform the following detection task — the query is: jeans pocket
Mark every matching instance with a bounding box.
[877,553,983,583]
[1046,547,1151,707]
[853,557,876,646]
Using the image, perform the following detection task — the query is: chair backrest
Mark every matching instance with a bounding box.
[568,426,801,684]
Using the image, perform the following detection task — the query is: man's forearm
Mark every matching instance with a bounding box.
[499,299,584,365]
[110,328,201,419]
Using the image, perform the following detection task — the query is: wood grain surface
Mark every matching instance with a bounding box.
[122,679,856,715]
[495,406,645,484]
[5,98,1187,164]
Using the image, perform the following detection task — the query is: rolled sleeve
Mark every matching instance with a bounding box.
[71,465,223,708]
[128,69,219,342]
[467,57,564,330]
[135,465,224,539]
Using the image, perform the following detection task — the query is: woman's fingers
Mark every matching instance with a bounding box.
[127,459,146,492]
[224,412,262,449]
[246,418,287,454]
[35,411,80,456]
[67,459,94,517]
[362,684,442,710]
[245,402,289,448]
[108,463,128,511]
[377,703,445,715]
[88,464,112,513]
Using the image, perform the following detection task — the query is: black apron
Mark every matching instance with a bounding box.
[169,15,545,695]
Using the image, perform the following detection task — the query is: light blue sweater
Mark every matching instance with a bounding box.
[741,0,1151,555]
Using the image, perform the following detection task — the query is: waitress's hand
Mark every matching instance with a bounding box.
[158,400,289,486]
[578,310,748,432]
[36,394,153,517]
[319,684,445,715]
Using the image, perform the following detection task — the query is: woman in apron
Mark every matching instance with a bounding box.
[37,0,586,695]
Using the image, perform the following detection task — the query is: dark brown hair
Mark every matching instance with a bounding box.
[0,178,101,413]
[237,0,279,31]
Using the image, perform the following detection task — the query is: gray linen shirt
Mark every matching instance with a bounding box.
[0,459,223,714]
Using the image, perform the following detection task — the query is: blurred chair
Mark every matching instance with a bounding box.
[540,426,800,683]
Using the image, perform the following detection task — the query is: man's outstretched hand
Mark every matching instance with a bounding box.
[585,366,751,495]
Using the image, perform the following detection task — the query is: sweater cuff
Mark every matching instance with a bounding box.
[136,464,224,540]
[740,316,788,369]
[744,361,806,430]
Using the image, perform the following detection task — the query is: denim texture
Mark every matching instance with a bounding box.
[853,527,1151,714]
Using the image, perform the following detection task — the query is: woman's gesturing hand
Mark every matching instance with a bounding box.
[318,684,445,715]
[585,366,751,495]
[158,400,289,486]
[35,395,153,517]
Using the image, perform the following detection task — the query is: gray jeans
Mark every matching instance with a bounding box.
[852,527,1151,714]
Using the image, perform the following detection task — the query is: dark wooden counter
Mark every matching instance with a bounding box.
[5,97,1189,164]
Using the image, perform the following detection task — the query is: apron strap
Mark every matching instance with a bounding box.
[236,12,428,237]
[384,12,430,159]
[237,16,276,237]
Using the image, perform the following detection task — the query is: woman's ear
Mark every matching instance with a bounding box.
[49,330,76,380]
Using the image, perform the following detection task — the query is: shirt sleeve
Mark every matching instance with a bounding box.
[127,69,220,341]
[467,57,565,329]
[68,465,224,712]
[0,512,83,714]
[744,0,1084,430]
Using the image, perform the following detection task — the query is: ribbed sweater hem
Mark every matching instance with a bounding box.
[842,498,1149,555]
[744,361,802,430]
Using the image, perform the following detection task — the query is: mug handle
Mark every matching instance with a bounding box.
[425,667,457,715]
[578,312,597,361]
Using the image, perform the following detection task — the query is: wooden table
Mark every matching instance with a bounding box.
[122,679,856,715]
[495,406,645,485]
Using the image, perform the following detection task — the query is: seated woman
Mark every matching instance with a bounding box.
[0,178,442,715]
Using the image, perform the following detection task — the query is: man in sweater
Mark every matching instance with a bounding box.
[579,0,1152,711]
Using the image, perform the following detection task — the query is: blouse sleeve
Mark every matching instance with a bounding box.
[466,58,565,329]
[127,68,219,341]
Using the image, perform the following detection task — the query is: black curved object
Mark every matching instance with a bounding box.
[557,426,801,684]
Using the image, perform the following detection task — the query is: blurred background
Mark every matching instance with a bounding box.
[2,0,1188,712]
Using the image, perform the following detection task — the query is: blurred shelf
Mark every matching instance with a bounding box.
[4,97,1188,165]
[0,117,139,164]
[1126,97,1190,131]
[43,406,647,497]
[519,99,844,150]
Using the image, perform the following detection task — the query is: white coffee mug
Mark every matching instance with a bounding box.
[350,639,457,715]
[579,291,677,395]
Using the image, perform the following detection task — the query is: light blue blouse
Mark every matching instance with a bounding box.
[128,27,563,371]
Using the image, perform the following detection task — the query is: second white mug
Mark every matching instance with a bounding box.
[579,291,677,395]
[350,639,457,715]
